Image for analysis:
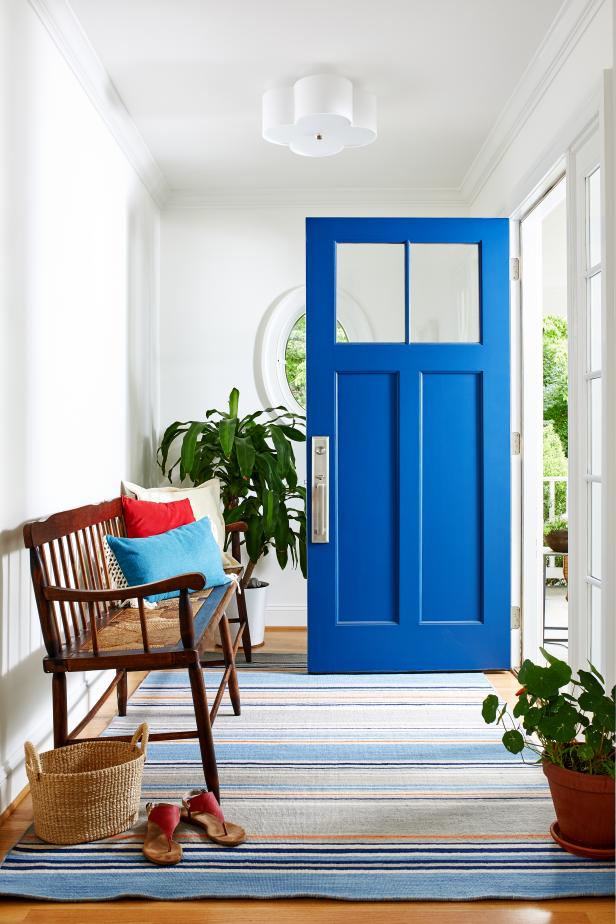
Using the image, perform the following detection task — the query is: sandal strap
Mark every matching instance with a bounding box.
[147,802,180,847]
[185,790,225,824]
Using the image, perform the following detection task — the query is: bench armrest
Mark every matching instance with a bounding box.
[43,572,206,604]
[225,521,247,533]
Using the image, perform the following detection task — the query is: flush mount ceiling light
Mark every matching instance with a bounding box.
[262,74,377,157]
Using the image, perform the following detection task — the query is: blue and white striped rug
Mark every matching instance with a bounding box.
[0,655,613,901]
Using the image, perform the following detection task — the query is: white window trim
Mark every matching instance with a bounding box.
[259,284,372,414]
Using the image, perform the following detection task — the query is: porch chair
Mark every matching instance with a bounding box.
[23,497,252,801]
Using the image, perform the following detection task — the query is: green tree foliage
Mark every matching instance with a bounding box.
[284,314,348,410]
[543,315,568,455]
[543,421,567,476]
[285,315,307,408]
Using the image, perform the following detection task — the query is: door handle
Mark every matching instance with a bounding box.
[312,436,329,543]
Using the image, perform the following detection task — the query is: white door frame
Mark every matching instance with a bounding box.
[510,81,615,684]
[516,175,567,665]
[601,68,616,689]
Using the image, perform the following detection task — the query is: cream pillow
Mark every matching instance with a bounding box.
[121,478,226,550]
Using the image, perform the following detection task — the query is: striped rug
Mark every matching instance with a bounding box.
[0,655,613,901]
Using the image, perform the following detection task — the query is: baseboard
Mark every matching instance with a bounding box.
[0,784,29,825]
[265,605,306,627]
[266,626,306,631]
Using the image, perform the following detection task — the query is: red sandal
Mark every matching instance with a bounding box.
[143,802,183,865]
[181,790,245,847]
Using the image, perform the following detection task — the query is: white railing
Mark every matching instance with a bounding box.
[543,476,568,521]
[543,476,568,582]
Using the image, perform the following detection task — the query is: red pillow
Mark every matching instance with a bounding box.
[121,495,195,538]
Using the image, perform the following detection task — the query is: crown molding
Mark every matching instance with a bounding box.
[461,0,606,206]
[164,186,468,211]
[28,0,170,207]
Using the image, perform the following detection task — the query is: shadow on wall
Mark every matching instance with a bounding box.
[0,526,48,807]
[0,526,112,808]
[126,197,159,488]
[0,13,49,809]
[0,0,161,813]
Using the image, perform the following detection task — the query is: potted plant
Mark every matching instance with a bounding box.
[482,649,615,858]
[157,388,306,645]
[544,515,568,553]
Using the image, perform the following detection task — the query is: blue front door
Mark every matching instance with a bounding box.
[306,218,510,672]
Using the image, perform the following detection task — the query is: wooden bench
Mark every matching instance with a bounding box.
[23,497,253,801]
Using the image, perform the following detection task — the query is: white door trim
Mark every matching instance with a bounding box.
[518,178,567,665]
[510,220,522,668]
[511,98,604,670]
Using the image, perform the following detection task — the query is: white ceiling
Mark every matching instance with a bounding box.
[69,0,564,193]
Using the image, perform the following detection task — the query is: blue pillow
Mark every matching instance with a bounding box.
[106,517,230,603]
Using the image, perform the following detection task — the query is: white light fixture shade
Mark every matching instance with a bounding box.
[262,74,377,157]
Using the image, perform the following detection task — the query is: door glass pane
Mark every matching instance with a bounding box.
[590,482,601,580]
[336,243,405,342]
[589,273,602,371]
[410,244,480,343]
[590,378,601,476]
[590,584,602,672]
[587,169,601,268]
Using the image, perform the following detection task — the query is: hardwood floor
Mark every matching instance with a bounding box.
[0,629,612,924]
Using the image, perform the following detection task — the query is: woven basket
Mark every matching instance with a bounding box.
[24,723,148,845]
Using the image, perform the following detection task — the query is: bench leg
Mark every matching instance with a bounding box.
[52,673,68,747]
[116,669,128,716]
[237,588,252,663]
[220,612,241,716]
[188,663,220,802]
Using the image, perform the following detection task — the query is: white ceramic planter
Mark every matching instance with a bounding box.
[244,582,269,647]
[225,581,269,647]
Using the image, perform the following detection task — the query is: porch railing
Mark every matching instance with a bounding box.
[543,475,568,521]
[543,475,568,582]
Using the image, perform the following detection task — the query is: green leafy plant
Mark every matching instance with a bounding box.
[482,649,615,778]
[544,515,568,535]
[157,388,306,586]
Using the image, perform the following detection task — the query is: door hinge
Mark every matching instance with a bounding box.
[512,431,521,455]
[510,257,520,281]
[511,606,521,629]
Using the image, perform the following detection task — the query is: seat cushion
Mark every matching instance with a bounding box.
[106,518,231,603]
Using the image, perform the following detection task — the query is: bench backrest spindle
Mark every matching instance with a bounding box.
[24,498,125,658]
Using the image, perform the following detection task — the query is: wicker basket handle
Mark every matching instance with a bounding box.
[24,741,43,779]
[130,723,149,757]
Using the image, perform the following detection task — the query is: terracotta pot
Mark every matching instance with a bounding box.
[544,529,568,553]
[543,761,615,850]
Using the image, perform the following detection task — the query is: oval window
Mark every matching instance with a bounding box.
[284,314,348,409]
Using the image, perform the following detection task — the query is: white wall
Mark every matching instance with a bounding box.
[0,0,159,811]
[160,201,466,626]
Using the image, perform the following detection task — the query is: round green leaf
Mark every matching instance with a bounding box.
[481,694,499,724]
[502,729,525,754]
